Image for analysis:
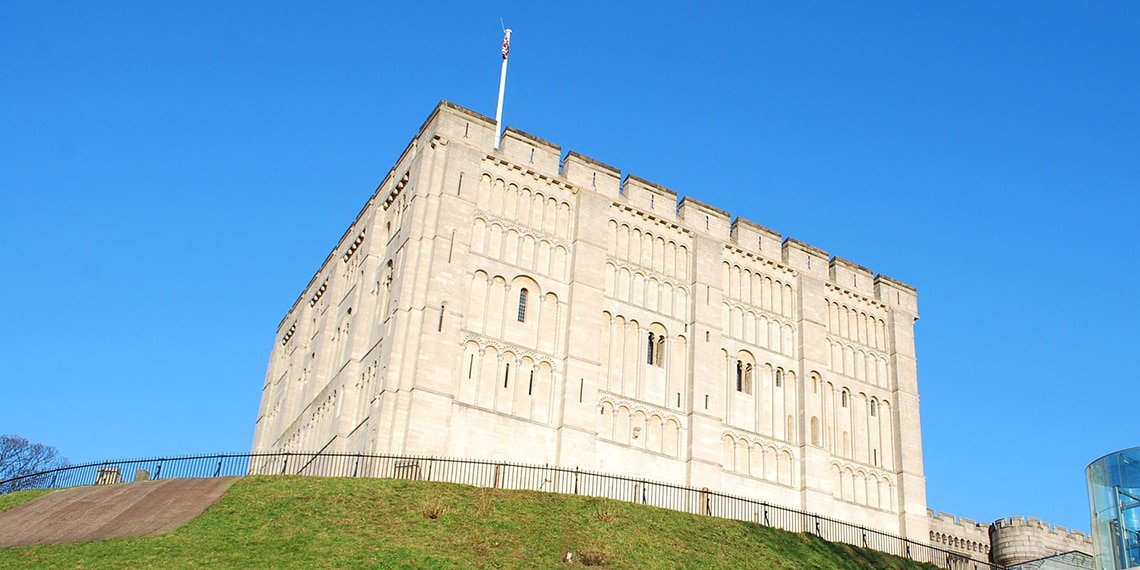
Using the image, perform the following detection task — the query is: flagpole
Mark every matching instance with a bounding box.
[494,28,512,150]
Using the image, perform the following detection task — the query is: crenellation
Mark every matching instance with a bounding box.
[498,126,561,173]
[991,515,1094,566]
[830,257,875,297]
[561,151,621,198]
[622,174,679,220]
[677,196,730,237]
[873,275,918,315]
[433,100,496,148]
[781,238,828,278]
[730,217,782,263]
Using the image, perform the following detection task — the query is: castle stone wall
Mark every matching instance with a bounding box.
[991,516,1093,567]
[252,99,932,541]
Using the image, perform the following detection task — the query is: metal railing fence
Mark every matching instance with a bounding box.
[0,451,998,570]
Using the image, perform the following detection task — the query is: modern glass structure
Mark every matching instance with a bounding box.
[1088,447,1140,570]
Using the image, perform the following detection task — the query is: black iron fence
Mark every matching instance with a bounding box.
[0,452,998,569]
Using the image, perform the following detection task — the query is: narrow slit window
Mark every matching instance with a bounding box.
[503,363,510,388]
[528,370,534,396]
[517,288,528,322]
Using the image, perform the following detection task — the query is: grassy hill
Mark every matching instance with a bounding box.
[0,476,939,569]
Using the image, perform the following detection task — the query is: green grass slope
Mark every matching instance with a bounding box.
[0,476,938,569]
[0,488,54,515]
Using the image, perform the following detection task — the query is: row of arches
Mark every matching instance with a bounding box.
[722,262,796,318]
[471,218,570,280]
[458,341,554,424]
[930,532,989,556]
[599,313,687,408]
[597,401,682,457]
[832,463,894,511]
[604,263,689,319]
[276,388,342,454]
[811,375,895,470]
[607,220,690,280]
[825,299,888,350]
[350,358,382,428]
[721,434,797,486]
[465,271,561,355]
[477,174,573,240]
[722,303,796,357]
[827,340,891,388]
[723,351,798,443]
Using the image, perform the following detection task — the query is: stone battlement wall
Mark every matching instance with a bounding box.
[927,510,992,561]
[990,516,1092,567]
[426,100,917,315]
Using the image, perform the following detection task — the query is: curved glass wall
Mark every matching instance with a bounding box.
[1088,447,1140,570]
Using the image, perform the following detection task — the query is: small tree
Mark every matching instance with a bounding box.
[0,435,70,493]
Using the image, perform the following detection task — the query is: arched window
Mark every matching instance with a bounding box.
[647,332,656,364]
[775,369,783,388]
[736,361,743,392]
[517,288,528,322]
[870,400,877,417]
[655,335,666,367]
[744,364,753,394]
[841,390,849,408]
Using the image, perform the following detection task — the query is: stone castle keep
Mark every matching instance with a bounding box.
[252,101,1092,567]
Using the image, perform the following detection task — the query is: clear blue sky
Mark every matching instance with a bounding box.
[3,2,1137,534]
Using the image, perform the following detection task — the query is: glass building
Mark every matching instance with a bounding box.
[1088,447,1140,570]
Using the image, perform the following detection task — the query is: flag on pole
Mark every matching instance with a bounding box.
[501,29,511,59]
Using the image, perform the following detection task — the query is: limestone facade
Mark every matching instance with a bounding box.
[257,100,1075,548]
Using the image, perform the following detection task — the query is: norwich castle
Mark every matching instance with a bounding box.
[251,101,1093,567]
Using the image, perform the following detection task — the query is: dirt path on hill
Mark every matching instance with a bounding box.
[0,477,239,547]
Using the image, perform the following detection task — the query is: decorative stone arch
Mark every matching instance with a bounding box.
[735,349,756,394]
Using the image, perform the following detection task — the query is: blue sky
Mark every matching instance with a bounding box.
[3,2,1137,534]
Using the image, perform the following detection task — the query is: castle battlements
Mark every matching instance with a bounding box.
[925,509,1094,567]
[993,516,1089,541]
[407,100,918,315]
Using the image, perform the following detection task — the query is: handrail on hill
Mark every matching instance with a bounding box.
[0,451,998,570]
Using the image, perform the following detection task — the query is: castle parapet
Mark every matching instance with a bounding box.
[990,516,1093,567]
[830,257,875,297]
[499,126,562,174]
[678,196,730,237]
[622,174,678,221]
[730,217,782,263]
[927,510,992,561]
[561,151,621,198]
[782,238,828,279]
